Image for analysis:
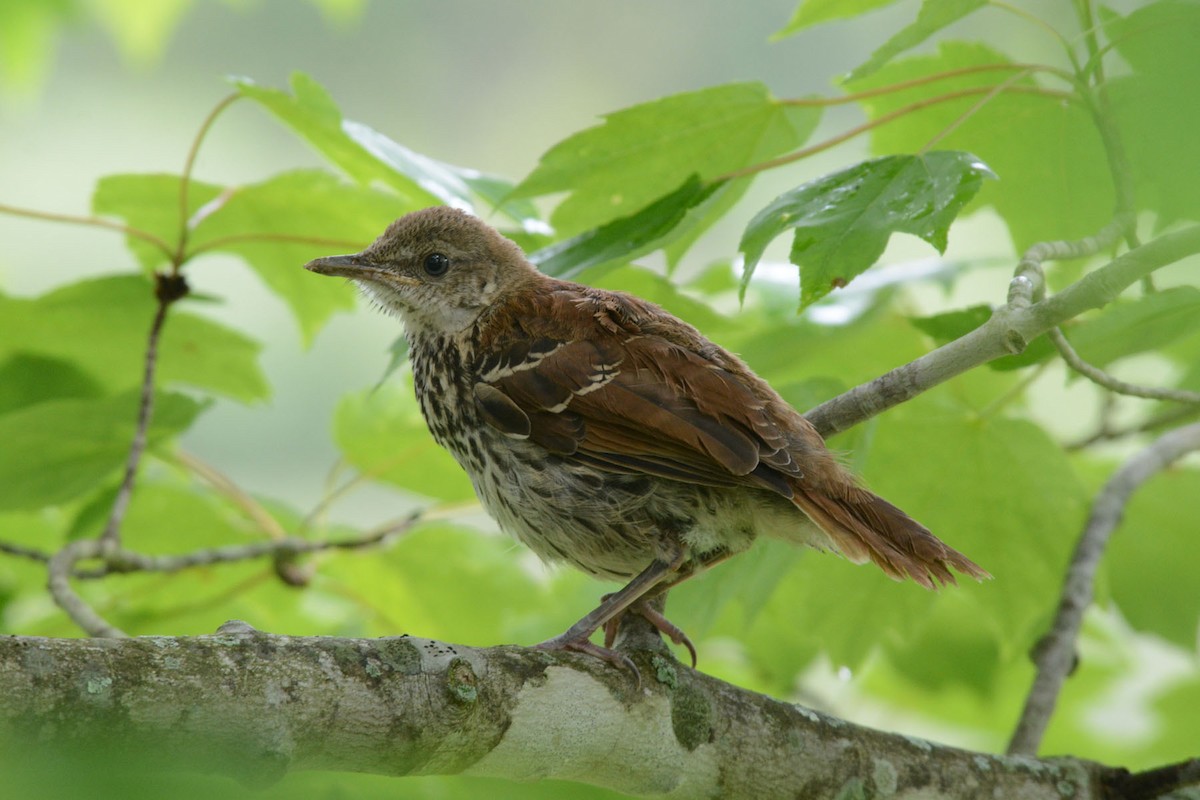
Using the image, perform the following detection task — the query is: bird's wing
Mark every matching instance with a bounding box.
[471,289,803,495]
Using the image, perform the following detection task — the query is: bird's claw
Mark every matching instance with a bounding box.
[602,600,698,669]
[535,636,642,689]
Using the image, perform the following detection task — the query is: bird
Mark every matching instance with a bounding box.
[304,206,988,675]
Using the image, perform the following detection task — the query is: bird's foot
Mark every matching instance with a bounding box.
[534,634,642,688]
[603,599,697,668]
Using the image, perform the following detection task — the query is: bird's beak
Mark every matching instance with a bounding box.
[304,254,370,278]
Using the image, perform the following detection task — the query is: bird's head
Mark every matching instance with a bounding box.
[305,206,538,334]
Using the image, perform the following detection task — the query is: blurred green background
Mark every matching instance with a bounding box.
[2,2,1196,798]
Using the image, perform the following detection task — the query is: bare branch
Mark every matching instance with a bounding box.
[1008,422,1200,756]
[1050,327,1200,404]
[74,515,418,580]
[0,631,1127,798]
[46,539,127,638]
[0,540,50,562]
[98,273,189,552]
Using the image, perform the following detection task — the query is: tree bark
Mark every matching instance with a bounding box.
[0,627,1134,799]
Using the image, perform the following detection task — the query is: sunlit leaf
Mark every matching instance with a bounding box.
[738,151,993,307]
[512,82,820,235]
[847,0,988,80]
[233,73,538,226]
[774,0,902,38]
[844,41,1113,248]
[1104,1,1200,225]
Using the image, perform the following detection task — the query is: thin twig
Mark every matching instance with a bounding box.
[1066,404,1200,451]
[98,274,188,552]
[1050,328,1200,404]
[75,514,419,580]
[47,539,127,638]
[0,540,50,562]
[1007,213,1132,309]
[1007,422,1200,755]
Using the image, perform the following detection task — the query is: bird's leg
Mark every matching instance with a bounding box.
[602,547,735,668]
[536,543,685,683]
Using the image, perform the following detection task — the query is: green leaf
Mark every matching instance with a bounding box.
[738,151,993,308]
[862,412,1085,663]
[1067,286,1200,369]
[1107,467,1200,648]
[844,41,1114,248]
[333,382,474,502]
[775,0,903,38]
[233,72,537,225]
[0,390,205,511]
[512,82,821,235]
[234,73,441,206]
[847,0,988,80]
[321,523,552,643]
[1104,1,1200,225]
[92,173,223,272]
[0,354,104,415]
[529,176,723,279]
[188,169,415,344]
[0,276,268,403]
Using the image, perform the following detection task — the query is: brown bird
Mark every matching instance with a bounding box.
[305,206,987,674]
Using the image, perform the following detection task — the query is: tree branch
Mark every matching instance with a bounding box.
[1,629,1173,799]
[1008,422,1200,756]
[806,224,1200,438]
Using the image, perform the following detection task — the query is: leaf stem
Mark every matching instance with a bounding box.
[918,68,1036,154]
[174,450,289,541]
[175,93,242,270]
[0,202,175,259]
[779,62,1072,108]
[717,85,1071,182]
[186,231,367,258]
[989,1,1081,71]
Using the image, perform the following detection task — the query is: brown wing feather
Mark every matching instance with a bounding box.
[475,282,988,586]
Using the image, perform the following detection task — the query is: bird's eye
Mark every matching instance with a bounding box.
[423,252,450,277]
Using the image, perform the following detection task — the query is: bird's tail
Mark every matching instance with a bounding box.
[789,479,989,589]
